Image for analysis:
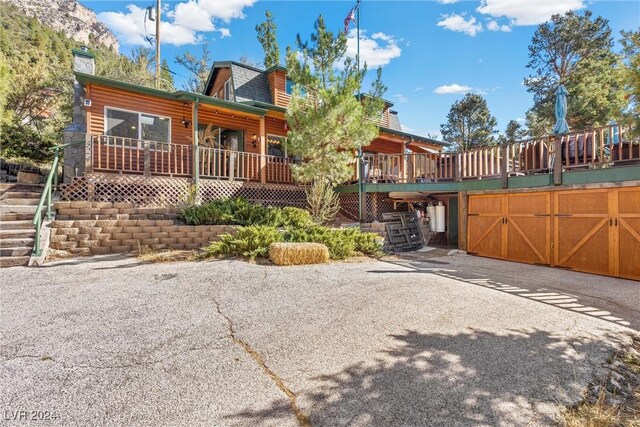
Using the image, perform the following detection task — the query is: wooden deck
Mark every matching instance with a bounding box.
[359,125,638,184]
[89,135,296,184]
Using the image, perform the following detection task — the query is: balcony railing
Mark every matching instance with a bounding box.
[358,124,638,184]
[89,135,297,183]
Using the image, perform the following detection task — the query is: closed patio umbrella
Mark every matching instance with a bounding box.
[553,84,570,135]
[552,84,569,184]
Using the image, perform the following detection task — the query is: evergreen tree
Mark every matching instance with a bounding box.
[619,30,640,134]
[440,93,498,151]
[524,11,625,130]
[256,10,280,68]
[505,120,524,142]
[285,15,386,186]
[0,2,174,161]
[175,41,212,93]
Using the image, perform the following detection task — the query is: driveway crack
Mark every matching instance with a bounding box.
[0,339,224,370]
[211,296,311,427]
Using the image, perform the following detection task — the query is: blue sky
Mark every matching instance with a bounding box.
[81,0,639,139]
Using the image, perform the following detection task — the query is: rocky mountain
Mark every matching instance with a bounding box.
[2,0,119,51]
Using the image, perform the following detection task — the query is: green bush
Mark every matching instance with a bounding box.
[206,225,284,260]
[179,198,314,228]
[205,224,382,261]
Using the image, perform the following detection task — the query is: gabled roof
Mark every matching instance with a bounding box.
[75,72,267,116]
[204,61,272,103]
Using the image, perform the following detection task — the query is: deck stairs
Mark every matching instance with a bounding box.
[0,183,43,268]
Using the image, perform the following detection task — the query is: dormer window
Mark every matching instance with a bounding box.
[224,78,234,101]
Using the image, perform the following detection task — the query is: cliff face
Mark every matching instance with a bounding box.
[2,0,119,51]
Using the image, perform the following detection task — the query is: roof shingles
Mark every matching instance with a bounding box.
[230,63,272,104]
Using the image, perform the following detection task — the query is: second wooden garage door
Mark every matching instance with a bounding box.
[468,187,640,280]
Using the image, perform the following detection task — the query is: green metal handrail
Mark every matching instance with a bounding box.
[31,140,85,257]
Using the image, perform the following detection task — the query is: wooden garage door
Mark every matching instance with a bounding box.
[506,192,551,265]
[615,187,640,280]
[467,194,505,259]
[554,189,611,276]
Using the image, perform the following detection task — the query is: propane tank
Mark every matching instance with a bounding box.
[435,201,446,232]
[427,203,436,232]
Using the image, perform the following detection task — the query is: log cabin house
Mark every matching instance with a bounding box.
[54,48,640,280]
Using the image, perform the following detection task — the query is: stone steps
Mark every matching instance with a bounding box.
[0,184,43,268]
[0,228,35,239]
[0,237,35,249]
[0,256,30,268]
[0,212,40,221]
[0,198,39,205]
[0,220,34,230]
[0,247,32,257]
[0,205,38,214]
[1,190,42,198]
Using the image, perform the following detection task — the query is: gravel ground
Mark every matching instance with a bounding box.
[0,253,636,426]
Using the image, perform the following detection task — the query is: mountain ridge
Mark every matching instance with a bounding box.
[1,0,119,51]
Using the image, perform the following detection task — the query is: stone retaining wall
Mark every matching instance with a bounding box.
[49,201,234,256]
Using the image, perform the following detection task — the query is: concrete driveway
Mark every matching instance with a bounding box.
[1,254,637,426]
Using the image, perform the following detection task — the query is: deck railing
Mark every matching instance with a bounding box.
[89,134,297,183]
[358,124,637,184]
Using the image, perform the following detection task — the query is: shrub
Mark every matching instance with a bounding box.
[206,225,284,260]
[284,226,382,260]
[306,180,340,225]
[179,198,316,228]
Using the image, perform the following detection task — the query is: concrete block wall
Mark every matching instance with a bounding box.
[50,201,235,256]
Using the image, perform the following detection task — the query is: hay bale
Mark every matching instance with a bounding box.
[269,242,329,266]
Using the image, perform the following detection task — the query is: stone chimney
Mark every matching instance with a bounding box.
[63,46,95,182]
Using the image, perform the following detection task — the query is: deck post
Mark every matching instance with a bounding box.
[192,100,200,192]
[84,134,93,174]
[553,134,562,185]
[458,191,468,251]
[143,143,151,177]
[501,144,508,189]
[400,141,406,183]
[259,116,266,184]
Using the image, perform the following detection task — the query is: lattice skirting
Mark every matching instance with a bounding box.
[60,173,308,208]
[339,192,408,222]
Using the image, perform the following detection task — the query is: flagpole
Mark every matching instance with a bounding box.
[357,0,364,223]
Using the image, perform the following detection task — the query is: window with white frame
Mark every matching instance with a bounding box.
[105,108,170,143]
[224,78,234,101]
[267,134,287,157]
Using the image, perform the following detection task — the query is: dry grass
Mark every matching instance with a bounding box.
[268,242,329,266]
[562,389,625,427]
[136,249,196,264]
[561,336,640,427]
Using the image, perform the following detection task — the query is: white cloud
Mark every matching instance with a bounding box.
[437,0,460,4]
[345,30,402,68]
[414,86,424,92]
[477,0,586,26]
[437,14,483,37]
[98,0,256,48]
[433,84,473,95]
[393,94,409,103]
[487,20,511,32]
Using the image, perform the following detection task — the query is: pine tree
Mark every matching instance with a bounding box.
[524,11,625,131]
[175,41,212,93]
[256,11,280,68]
[285,15,386,186]
[440,93,498,151]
